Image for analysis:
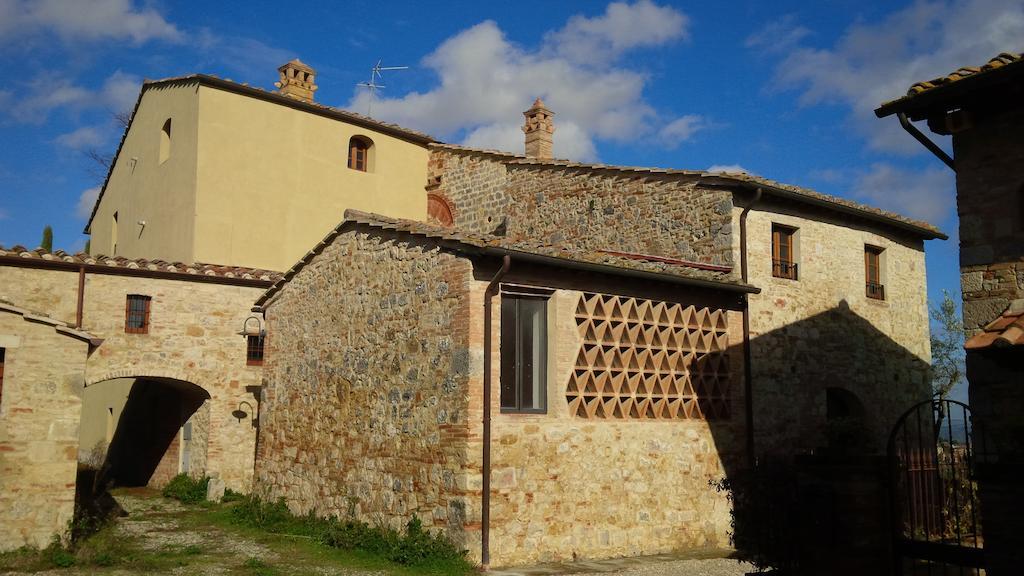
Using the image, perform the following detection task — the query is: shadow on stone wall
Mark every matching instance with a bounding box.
[97,377,209,488]
[711,300,932,575]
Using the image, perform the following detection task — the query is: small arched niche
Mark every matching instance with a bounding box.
[824,387,869,454]
[159,118,172,164]
[427,193,454,227]
[347,135,374,172]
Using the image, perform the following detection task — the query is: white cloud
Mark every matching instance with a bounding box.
[707,164,749,174]
[55,126,105,150]
[345,2,696,161]
[658,115,709,147]
[5,70,140,124]
[756,0,1024,152]
[0,0,181,44]
[544,0,689,64]
[852,162,954,223]
[76,186,100,219]
[194,29,294,79]
[745,15,810,54]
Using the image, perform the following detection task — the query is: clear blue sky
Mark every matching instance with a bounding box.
[1,0,1021,322]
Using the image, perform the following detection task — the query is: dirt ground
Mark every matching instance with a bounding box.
[1,490,752,576]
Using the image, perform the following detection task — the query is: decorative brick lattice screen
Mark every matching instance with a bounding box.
[568,293,731,420]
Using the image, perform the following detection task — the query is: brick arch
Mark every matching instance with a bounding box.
[427,192,455,227]
[86,367,207,394]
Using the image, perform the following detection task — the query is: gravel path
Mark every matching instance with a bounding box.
[491,550,754,576]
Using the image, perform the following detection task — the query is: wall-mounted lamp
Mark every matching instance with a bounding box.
[232,400,254,423]
[239,315,265,338]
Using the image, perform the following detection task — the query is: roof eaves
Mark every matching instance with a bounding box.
[0,300,101,345]
[875,51,1024,118]
[253,210,758,310]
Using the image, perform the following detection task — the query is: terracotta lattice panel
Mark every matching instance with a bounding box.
[568,292,732,420]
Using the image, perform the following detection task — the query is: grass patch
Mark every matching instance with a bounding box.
[241,557,280,575]
[0,526,202,573]
[223,496,474,574]
[162,473,210,505]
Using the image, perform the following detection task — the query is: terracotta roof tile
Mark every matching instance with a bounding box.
[907,52,1023,96]
[431,143,945,239]
[964,299,1024,350]
[255,210,758,309]
[876,51,1024,116]
[0,246,281,282]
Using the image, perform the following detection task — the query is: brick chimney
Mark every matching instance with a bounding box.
[275,59,318,103]
[522,98,555,159]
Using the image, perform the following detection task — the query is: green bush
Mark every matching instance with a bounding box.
[44,540,76,568]
[162,474,210,505]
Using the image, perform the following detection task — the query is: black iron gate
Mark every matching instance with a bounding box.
[889,399,986,575]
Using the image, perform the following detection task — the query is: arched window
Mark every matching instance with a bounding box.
[347,136,372,172]
[159,118,172,164]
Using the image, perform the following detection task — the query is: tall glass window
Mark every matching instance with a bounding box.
[500,294,547,413]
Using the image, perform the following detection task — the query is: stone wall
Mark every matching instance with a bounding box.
[255,228,475,540]
[466,285,746,566]
[739,202,932,456]
[503,167,734,266]
[0,312,88,551]
[427,147,511,234]
[954,108,1024,333]
[428,147,735,266]
[0,264,267,491]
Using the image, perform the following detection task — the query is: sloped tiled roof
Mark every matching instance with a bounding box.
[255,210,757,309]
[0,246,281,283]
[431,144,946,240]
[0,299,101,345]
[876,51,1024,117]
[965,300,1024,350]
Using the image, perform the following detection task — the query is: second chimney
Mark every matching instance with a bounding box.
[275,59,318,103]
[522,98,555,159]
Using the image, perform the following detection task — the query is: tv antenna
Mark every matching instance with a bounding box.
[356,59,408,116]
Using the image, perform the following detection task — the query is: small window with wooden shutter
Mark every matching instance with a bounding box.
[771,224,798,280]
[347,136,372,172]
[125,294,152,334]
[865,246,885,300]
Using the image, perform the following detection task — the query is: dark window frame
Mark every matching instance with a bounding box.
[771,224,799,280]
[500,289,550,414]
[125,294,152,334]
[865,245,885,300]
[246,334,265,366]
[347,136,371,172]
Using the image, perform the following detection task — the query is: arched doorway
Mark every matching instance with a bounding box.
[82,377,210,488]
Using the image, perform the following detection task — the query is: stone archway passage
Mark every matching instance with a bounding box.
[97,377,211,488]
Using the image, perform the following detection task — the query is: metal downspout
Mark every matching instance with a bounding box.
[75,265,86,329]
[898,112,955,170]
[481,254,510,569]
[739,188,762,467]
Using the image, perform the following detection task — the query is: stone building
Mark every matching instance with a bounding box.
[83,60,436,271]
[0,247,277,551]
[876,50,1024,575]
[0,301,96,550]
[2,57,945,562]
[252,98,943,566]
